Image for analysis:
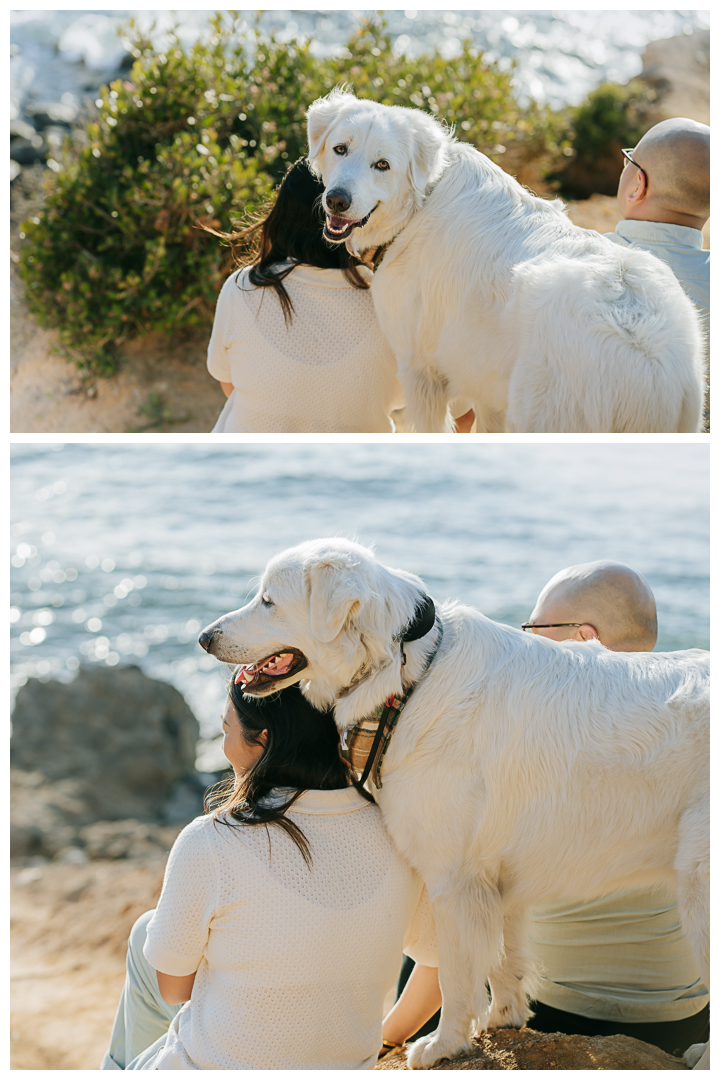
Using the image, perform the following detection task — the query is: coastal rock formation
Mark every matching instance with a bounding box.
[642,29,709,127]
[10,767,90,859]
[79,819,182,861]
[375,1028,688,1070]
[11,665,200,825]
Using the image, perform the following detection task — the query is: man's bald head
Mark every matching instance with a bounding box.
[618,117,710,229]
[528,561,658,652]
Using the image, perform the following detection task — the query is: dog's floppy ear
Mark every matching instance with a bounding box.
[307,87,355,163]
[407,112,449,195]
[308,560,370,643]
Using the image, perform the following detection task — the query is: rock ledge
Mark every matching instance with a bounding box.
[375,1027,687,1070]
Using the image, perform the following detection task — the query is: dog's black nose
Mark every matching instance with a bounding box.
[326,188,351,213]
[198,629,214,652]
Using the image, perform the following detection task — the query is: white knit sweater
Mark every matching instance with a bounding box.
[143,787,437,1070]
[207,264,405,432]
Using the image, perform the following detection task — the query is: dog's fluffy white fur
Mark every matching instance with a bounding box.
[307,91,705,433]
[201,539,709,1070]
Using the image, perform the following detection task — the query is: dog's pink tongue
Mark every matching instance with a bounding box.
[327,214,354,232]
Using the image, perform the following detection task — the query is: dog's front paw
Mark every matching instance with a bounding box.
[406,1033,472,1070]
[683,1043,709,1070]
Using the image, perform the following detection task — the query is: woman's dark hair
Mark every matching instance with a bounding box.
[205,680,373,864]
[204,157,369,324]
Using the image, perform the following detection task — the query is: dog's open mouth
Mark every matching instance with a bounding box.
[323,206,376,243]
[234,648,307,692]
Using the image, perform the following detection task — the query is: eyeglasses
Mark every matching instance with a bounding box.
[622,148,648,186]
[521,622,584,632]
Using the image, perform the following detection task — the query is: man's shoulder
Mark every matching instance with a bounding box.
[603,230,630,247]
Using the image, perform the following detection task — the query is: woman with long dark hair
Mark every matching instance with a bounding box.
[101,680,438,1070]
[205,158,405,433]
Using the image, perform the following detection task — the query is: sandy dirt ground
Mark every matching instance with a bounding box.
[10,856,169,1070]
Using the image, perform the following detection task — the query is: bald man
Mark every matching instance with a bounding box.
[526,560,657,650]
[523,560,709,1057]
[604,118,709,329]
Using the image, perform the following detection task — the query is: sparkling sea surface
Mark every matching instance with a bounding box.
[10,443,709,770]
[10,9,710,119]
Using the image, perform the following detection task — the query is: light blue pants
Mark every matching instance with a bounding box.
[101,909,182,1070]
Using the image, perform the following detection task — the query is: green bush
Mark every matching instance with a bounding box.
[19,13,567,375]
[566,79,657,159]
[545,78,658,198]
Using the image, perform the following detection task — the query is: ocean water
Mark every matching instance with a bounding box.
[10,443,709,770]
[10,8,710,119]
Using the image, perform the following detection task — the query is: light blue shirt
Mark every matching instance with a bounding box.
[604,220,709,321]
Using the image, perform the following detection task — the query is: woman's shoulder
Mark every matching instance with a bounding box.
[219,266,255,296]
[171,812,216,847]
[170,812,259,865]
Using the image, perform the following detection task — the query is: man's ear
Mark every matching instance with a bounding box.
[577,623,599,642]
[308,560,370,643]
[307,88,355,164]
[407,111,449,195]
[627,168,648,203]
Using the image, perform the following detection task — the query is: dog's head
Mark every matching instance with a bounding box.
[199,538,430,725]
[307,89,451,253]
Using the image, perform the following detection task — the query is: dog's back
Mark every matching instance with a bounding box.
[375,139,704,432]
[384,613,708,905]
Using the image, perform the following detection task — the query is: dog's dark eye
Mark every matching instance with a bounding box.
[333,144,347,156]
[261,593,273,607]
[374,159,390,171]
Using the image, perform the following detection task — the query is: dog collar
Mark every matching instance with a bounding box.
[339,615,443,789]
[336,594,436,699]
[399,593,436,642]
[371,241,392,270]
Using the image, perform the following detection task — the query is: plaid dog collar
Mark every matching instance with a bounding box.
[339,616,443,789]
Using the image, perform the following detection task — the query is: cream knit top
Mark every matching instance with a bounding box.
[207,264,405,432]
[143,787,437,1070]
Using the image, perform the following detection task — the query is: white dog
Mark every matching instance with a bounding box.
[307,91,704,433]
[199,538,709,1070]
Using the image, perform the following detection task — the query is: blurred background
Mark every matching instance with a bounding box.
[10,9,709,432]
[11,9,710,113]
[10,441,709,1069]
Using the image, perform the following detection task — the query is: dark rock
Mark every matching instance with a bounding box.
[10,135,47,166]
[11,666,200,822]
[78,819,182,860]
[10,768,89,857]
[10,119,37,141]
[10,820,44,858]
[162,772,210,824]
[10,768,189,861]
[375,1028,687,1070]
